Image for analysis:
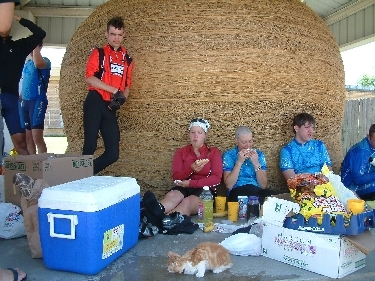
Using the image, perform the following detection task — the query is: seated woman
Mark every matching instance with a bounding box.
[0,1,19,37]
[222,126,276,204]
[142,118,223,229]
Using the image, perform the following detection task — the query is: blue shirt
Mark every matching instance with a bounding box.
[21,57,51,101]
[222,147,267,189]
[341,137,375,196]
[279,138,332,174]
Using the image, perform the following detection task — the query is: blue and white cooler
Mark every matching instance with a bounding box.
[38,176,140,275]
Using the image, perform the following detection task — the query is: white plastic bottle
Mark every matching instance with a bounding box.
[197,186,213,223]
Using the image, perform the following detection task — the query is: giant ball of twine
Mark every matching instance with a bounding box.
[60,0,345,196]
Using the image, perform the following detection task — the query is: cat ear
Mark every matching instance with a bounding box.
[167,251,179,258]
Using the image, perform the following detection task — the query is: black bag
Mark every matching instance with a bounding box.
[139,208,160,239]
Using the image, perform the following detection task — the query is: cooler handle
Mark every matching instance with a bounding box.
[47,213,78,240]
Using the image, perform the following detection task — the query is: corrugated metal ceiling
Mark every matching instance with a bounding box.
[303,0,358,18]
[17,0,374,47]
[22,0,107,7]
[21,0,354,18]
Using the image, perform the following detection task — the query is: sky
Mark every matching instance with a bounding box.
[341,41,375,86]
[41,41,375,86]
[41,47,65,68]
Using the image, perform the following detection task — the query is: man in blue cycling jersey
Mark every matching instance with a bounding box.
[279,112,332,181]
[341,124,375,200]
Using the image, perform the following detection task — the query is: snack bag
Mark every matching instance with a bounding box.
[287,173,348,225]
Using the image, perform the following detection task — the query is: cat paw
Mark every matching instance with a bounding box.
[195,272,205,278]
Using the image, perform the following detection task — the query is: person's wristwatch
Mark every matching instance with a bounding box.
[255,165,261,172]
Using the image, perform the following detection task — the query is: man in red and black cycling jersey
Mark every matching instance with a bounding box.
[83,16,134,174]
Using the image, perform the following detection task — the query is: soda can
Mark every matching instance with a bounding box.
[237,196,248,219]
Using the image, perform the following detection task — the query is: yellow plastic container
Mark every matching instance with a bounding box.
[227,202,239,222]
[347,199,365,215]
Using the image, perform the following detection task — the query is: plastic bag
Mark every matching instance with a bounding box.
[220,233,261,256]
[0,203,26,239]
[325,172,357,209]
[249,223,263,237]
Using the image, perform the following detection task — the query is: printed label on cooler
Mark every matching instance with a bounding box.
[102,224,124,259]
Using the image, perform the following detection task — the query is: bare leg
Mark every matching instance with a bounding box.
[25,129,36,154]
[32,128,46,153]
[160,190,185,213]
[169,195,199,216]
[0,3,15,37]
[11,133,29,155]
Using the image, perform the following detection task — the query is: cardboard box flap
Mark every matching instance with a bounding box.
[346,230,375,255]
[262,196,300,226]
[4,154,93,206]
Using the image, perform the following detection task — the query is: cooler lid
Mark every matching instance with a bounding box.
[38,176,140,212]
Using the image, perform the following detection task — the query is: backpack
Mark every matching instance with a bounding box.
[94,47,133,83]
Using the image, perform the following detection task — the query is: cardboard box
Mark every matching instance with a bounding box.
[262,223,367,278]
[261,196,375,278]
[264,193,375,235]
[38,176,140,275]
[4,153,93,206]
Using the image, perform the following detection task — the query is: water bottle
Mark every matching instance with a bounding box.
[246,196,260,220]
[197,186,213,223]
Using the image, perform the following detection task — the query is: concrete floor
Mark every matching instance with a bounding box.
[1,217,375,281]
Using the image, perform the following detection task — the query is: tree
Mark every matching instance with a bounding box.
[358,74,375,87]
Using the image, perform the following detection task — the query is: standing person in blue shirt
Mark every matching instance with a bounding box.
[341,124,375,200]
[279,112,332,181]
[223,126,275,204]
[20,41,51,154]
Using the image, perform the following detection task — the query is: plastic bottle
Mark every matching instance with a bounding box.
[246,196,260,220]
[197,186,213,224]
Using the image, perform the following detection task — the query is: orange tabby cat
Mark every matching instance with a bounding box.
[167,242,232,278]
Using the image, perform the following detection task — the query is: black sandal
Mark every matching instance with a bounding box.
[6,268,27,281]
